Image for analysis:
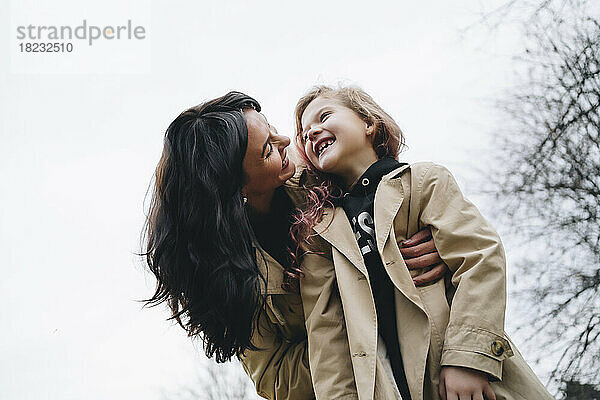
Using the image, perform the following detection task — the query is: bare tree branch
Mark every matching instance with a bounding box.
[482,1,600,395]
[161,359,260,400]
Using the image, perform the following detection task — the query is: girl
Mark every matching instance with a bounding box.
[292,85,553,400]
[142,91,447,399]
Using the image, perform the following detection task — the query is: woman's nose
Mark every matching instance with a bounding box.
[274,133,290,149]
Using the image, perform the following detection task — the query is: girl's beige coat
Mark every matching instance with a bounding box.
[297,162,553,400]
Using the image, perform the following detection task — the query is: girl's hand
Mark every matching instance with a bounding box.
[439,366,496,400]
[400,227,449,286]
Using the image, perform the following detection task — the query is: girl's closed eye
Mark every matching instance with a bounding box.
[266,142,274,157]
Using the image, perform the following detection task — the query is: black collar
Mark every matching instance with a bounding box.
[329,158,406,206]
[347,158,406,197]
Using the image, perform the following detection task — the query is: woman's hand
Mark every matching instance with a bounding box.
[400,227,449,286]
[439,366,496,400]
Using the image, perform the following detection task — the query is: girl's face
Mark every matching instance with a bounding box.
[242,109,296,196]
[299,96,377,184]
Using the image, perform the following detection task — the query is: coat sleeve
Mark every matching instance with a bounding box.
[417,163,514,381]
[238,305,315,400]
[300,250,360,400]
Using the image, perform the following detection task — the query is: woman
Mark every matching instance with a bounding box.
[143,91,447,399]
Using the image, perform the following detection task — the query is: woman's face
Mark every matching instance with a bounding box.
[299,96,374,179]
[242,109,296,197]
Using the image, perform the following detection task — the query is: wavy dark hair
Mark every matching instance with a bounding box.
[142,91,266,363]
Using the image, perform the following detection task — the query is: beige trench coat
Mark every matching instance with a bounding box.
[298,162,553,400]
[240,182,396,399]
[239,240,365,399]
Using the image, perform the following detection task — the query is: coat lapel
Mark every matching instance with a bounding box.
[313,207,369,278]
[374,165,410,254]
[313,164,411,280]
[375,165,429,314]
[287,167,368,277]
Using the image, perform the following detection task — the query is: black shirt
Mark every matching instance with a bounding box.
[335,157,412,400]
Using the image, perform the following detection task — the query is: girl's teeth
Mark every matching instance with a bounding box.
[318,140,333,155]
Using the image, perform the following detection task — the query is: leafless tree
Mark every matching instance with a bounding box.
[461,0,590,34]
[161,359,260,400]
[561,378,600,399]
[483,0,600,393]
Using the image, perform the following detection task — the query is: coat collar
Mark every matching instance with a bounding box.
[374,164,411,253]
[313,163,411,277]
[252,242,287,295]
[286,165,370,276]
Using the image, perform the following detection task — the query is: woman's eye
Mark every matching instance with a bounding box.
[266,142,274,157]
[320,111,331,122]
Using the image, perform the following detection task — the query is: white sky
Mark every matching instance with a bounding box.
[0,1,551,399]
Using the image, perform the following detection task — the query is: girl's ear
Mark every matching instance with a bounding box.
[366,120,375,136]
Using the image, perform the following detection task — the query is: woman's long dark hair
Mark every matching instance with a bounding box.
[142,92,265,362]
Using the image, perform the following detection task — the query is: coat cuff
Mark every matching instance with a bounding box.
[441,325,514,381]
[440,349,504,380]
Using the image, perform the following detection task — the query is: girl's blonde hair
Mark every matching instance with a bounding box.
[294,85,405,161]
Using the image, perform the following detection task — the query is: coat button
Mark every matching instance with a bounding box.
[361,178,370,186]
[491,340,505,356]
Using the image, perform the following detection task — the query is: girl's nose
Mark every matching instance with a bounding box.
[308,126,322,142]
